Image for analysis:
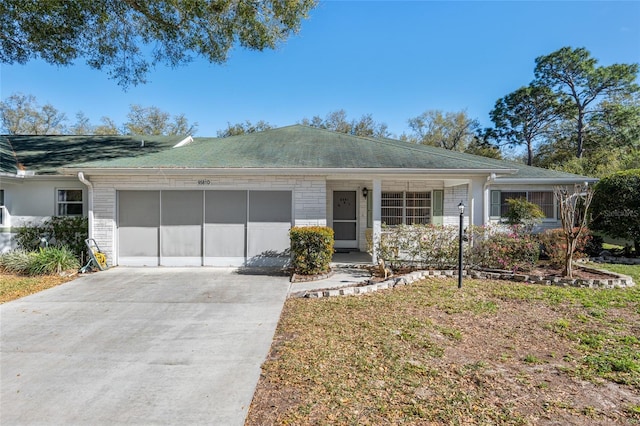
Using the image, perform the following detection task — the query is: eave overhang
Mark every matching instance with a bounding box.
[61,167,519,177]
[492,177,599,185]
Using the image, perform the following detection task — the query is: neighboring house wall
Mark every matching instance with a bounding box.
[0,178,87,252]
[1,178,86,225]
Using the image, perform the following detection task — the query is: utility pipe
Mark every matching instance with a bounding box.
[77,172,94,239]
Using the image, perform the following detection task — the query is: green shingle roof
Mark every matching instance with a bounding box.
[66,125,516,172]
[2,126,593,181]
[0,135,183,174]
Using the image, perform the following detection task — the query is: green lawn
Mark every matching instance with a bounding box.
[0,272,75,303]
[587,262,640,282]
[247,264,640,425]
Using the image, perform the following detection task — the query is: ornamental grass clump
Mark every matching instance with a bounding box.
[0,250,35,274]
[27,246,80,276]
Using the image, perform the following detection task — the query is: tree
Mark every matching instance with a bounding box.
[534,47,639,158]
[405,110,479,151]
[124,105,197,135]
[300,110,390,138]
[0,0,317,88]
[93,117,121,135]
[489,84,565,165]
[70,112,94,135]
[534,93,640,177]
[590,169,640,254]
[217,120,273,137]
[554,184,594,277]
[0,93,68,134]
[587,92,640,151]
[464,133,503,159]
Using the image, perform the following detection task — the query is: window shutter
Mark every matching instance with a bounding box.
[490,190,501,218]
[432,190,444,225]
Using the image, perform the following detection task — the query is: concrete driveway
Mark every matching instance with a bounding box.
[0,267,290,425]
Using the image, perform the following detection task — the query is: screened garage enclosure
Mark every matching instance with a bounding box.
[117,190,292,267]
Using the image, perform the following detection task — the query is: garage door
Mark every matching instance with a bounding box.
[204,190,246,266]
[117,190,291,267]
[118,191,160,266]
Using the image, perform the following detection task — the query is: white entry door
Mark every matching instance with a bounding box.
[333,191,358,249]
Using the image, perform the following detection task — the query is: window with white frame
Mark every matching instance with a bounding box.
[491,190,555,219]
[57,189,83,216]
[381,191,431,225]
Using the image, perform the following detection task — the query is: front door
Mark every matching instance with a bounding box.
[333,191,358,249]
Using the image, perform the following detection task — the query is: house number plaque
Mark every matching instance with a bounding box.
[197,179,211,185]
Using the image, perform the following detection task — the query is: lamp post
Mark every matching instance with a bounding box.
[458,201,465,289]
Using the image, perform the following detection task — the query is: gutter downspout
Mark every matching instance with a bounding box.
[483,173,496,225]
[77,172,94,239]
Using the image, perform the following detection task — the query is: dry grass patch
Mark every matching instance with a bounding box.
[247,277,640,425]
[0,272,76,303]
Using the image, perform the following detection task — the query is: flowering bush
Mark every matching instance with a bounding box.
[375,224,466,269]
[469,225,540,272]
[538,228,591,267]
[374,224,542,273]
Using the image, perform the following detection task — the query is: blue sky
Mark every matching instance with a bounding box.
[1,1,639,137]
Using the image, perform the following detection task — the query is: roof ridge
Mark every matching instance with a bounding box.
[360,135,517,171]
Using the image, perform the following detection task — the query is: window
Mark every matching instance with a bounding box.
[57,189,83,216]
[382,191,431,225]
[491,190,555,219]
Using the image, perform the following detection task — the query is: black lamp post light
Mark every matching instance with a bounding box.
[458,201,465,289]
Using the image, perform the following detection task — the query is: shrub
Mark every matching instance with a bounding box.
[504,198,545,228]
[14,216,88,262]
[13,226,41,251]
[470,225,540,272]
[290,226,334,275]
[0,250,35,274]
[590,169,640,255]
[416,225,462,269]
[27,246,80,276]
[539,228,591,267]
[376,224,465,269]
[585,233,604,257]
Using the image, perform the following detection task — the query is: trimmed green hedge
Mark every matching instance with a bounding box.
[290,226,334,275]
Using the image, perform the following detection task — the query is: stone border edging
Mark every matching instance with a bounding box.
[290,267,635,299]
[290,269,334,283]
[590,256,640,265]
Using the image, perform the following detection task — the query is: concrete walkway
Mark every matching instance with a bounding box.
[0,268,290,426]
